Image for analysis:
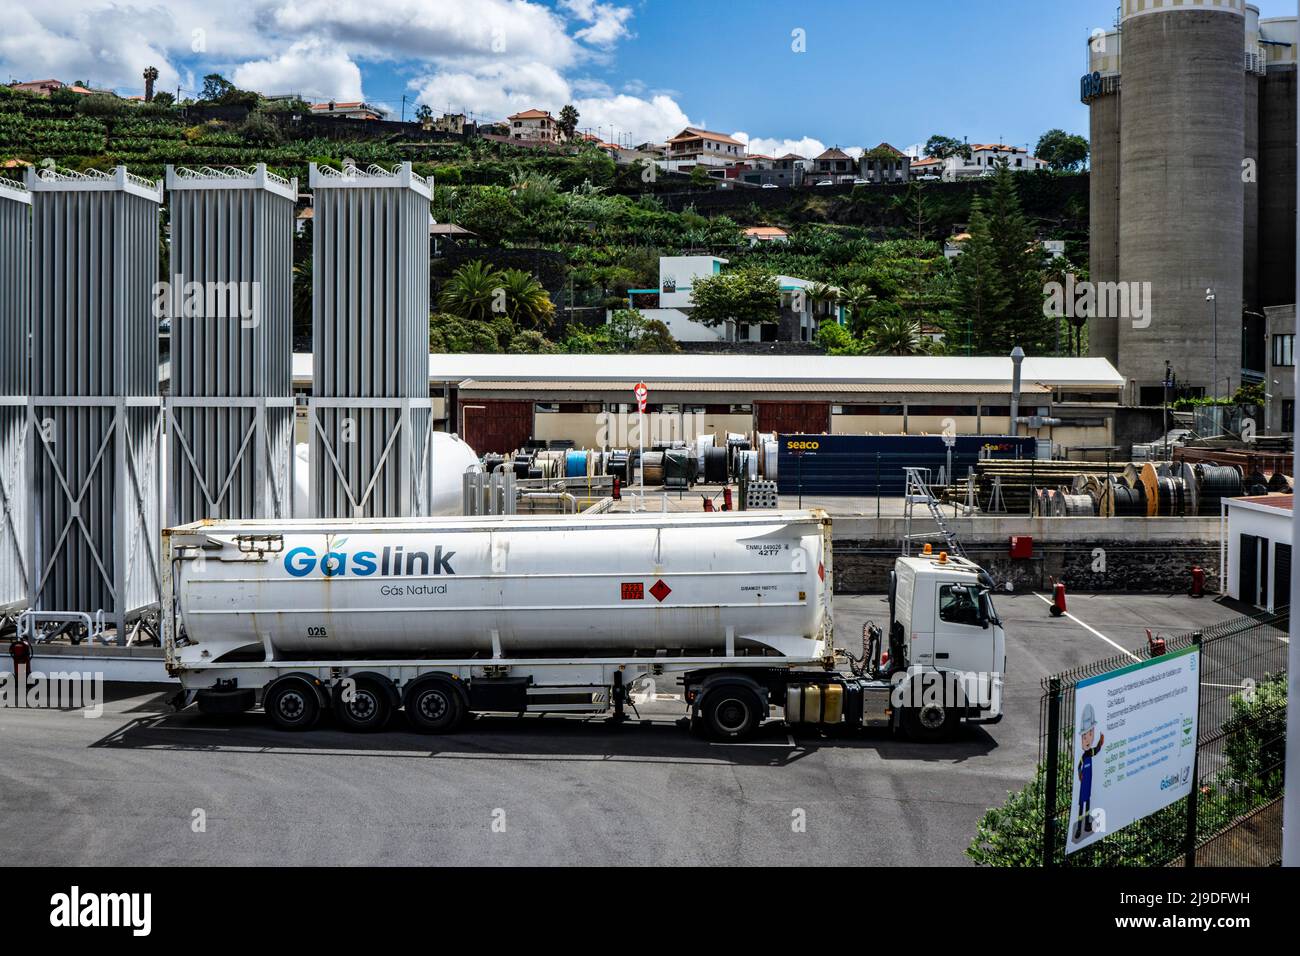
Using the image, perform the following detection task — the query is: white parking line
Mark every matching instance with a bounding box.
[1033,593,1141,661]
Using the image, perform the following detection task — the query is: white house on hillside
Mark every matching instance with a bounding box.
[616,256,844,344]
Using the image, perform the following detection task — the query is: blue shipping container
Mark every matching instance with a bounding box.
[776,434,1036,496]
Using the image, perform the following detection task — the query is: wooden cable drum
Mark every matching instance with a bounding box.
[1137,463,1161,517]
[1122,463,1143,489]
[1102,479,1146,517]
[641,451,666,486]
[703,446,729,484]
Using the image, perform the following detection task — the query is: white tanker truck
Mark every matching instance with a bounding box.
[162,510,1005,741]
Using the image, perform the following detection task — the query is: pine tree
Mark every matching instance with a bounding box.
[955,161,1050,354]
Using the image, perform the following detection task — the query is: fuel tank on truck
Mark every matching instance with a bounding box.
[167,510,833,663]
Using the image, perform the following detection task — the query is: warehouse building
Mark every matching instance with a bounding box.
[1084,1,1297,406]
[290,353,1125,458]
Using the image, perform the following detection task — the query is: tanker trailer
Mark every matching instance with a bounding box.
[162,511,1004,740]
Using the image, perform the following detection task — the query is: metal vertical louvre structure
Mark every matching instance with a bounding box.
[164,164,297,525]
[308,162,432,518]
[24,166,163,641]
[0,177,31,619]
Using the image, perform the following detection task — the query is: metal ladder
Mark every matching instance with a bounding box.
[902,467,966,557]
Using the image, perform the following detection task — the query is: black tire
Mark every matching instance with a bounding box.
[264,679,321,732]
[404,679,466,733]
[902,699,960,742]
[701,684,761,741]
[334,678,392,733]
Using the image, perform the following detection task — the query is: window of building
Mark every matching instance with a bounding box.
[833,404,905,416]
[907,404,978,417]
[1273,333,1294,367]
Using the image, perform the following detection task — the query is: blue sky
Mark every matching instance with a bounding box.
[4,0,1296,157]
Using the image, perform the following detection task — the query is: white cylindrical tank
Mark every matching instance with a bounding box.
[429,432,482,515]
[170,511,831,661]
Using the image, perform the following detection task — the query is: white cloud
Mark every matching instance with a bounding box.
[559,0,634,47]
[2,0,688,143]
[733,132,864,160]
[233,38,363,102]
[270,0,580,67]
[573,93,691,145]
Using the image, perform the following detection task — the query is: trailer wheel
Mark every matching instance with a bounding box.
[264,679,321,732]
[404,679,465,733]
[701,684,761,741]
[334,678,392,733]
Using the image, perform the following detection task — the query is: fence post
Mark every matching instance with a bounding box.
[1183,631,1204,868]
[1043,676,1063,867]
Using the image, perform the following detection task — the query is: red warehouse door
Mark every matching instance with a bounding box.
[756,401,830,435]
[461,400,534,455]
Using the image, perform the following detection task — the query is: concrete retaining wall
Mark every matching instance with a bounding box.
[830,516,1220,594]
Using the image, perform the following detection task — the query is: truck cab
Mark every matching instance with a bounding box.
[885,550,1006,736]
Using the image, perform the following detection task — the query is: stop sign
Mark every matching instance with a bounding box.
[634,382,648,413]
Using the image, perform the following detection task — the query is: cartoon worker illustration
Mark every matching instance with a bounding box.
[1073,703,1105,842]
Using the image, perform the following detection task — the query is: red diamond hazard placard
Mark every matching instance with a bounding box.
[649,579,671,603]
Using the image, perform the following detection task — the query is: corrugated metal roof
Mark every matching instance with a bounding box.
[290,353,1124,388]
[457,380,1053,394]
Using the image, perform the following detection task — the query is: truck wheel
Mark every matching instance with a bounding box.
[404,679,465,733]
[334,679,392,733]
[264,680,321,732]
[903,702,958,742]
[702,685,761,741]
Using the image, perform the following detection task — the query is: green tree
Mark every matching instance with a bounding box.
[689,269,781,332]
[454,186,521,244]
[430,311,513,352]
[689,164,711,189]
[142,65,159,102]
[438,260,506,322]
[925,135,971,161]
[414,103,433,124]
[151,91,175,108]
[558,104,580,141]
[815,320,864,356]
[200,73,236,102]
[891,182,934,240]
[499,268,556,330]
[1035,129,1090,172]
[240,112,281,145]
[863,315,933,355]
[954,160,1050,354]
[839,284,878,334]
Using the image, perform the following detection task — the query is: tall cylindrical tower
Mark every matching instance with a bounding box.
[1084,27,1122,367]
[1243,4,1261,314]
[1258,16,1298,309]
[1117,0,1246,401]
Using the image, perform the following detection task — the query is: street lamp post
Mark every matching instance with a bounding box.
[1206,288,1218,402]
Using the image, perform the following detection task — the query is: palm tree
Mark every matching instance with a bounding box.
[143,65,159,103]
[438,260,505,322]
[864,315,933,356]
[806,281,840,321]
[839,284,877,332]
[500,269,556,330]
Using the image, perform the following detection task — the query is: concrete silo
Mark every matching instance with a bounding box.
[1258,16,1298,310]
[0,178,30,619]
[308,162,433,518]
[1083,27,1122,369]
[1116,0,1246,402]
[24,166,163,640]
[164,164,298,526]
